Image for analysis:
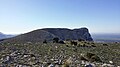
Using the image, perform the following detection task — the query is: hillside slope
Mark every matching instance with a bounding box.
[0,32,15,39]
[1,28,93,43]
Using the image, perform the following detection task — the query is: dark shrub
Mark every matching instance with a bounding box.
[77,44,81,47]
[86,52,102,62]
[91,42,95,44]
[66,39,71,41]
[53,37,59,43]
[70,41,77,46]
[30,54,36,57]
[73,48,77,52]
[86,52,95,59]
[66,45,69,47]
[43,40,47,43]
[63,64,69,67]
[78,38,85,42]
[91,45,96,47]
[59,40,65,44]
[103,44,108,46]
[82,44,86,47]
[0,39,5,42]
[80,56,88,61]
[91,55,102,62]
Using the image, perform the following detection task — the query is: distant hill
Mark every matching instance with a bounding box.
[92,34,120,43]
[0,32,16,39]
[1,28,93,43]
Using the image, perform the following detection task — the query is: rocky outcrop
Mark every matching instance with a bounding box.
[1,27,93,43]
[42,27,93,41]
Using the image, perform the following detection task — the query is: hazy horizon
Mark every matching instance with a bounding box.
[0,0,120,34]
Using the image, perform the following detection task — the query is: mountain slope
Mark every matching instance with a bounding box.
[0,32,15,39]
[1,28,93,43]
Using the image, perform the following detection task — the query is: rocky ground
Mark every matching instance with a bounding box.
[0,41,120,67]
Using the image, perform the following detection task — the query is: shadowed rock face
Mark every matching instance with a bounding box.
[1,27,93,43]
[42,28,93,41]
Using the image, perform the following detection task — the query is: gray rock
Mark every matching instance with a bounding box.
[2,56,13,64]
[85,64,93,67]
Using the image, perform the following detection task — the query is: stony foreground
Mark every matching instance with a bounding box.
[0,42,120,67]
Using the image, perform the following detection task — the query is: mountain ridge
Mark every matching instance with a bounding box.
[0,32,16,39]
[1,27,93,43]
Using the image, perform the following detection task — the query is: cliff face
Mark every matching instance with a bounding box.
[42,28,93,41]
[1,28,93,43]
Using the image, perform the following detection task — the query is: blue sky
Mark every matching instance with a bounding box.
[0,0,120,34]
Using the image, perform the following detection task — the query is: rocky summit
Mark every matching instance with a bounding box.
[1,27,93,43]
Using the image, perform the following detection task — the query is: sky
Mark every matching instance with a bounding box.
[0,0,120,34]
